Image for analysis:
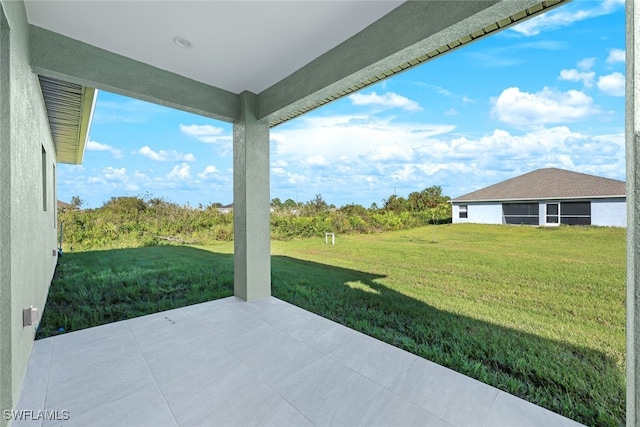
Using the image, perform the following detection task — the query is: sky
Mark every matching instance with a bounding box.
[57,0,626,209]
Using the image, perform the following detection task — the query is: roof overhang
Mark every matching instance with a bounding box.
[452,195,627,203]
[262,0,569,126]
[38,75,96,164]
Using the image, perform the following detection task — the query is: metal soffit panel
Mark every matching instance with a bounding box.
[38,75,96,164]
[269,0,567,127]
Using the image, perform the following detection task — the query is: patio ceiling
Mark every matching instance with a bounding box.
[25,1,568,136]
[25,0,405,96]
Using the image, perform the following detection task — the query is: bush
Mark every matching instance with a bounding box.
[59,191,453,248]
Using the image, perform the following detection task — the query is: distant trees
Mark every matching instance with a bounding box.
[283,199,298,209]
[407,186,451,223]
[304,194,329,214]
[102,196,147,215]
[58,187,452,249]
[70,196,84,209]
[382,194,409,213]
[271,198,282,208]
[271,197,299,213]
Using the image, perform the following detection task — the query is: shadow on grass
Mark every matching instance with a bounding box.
[271,255,625,426]
[38,245,234,338]
[39,246,623,426]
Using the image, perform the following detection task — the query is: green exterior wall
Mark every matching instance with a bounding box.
[0,1,58,426]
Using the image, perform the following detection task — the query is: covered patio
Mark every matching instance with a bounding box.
[14,297,581,426]
[3,0,640,425]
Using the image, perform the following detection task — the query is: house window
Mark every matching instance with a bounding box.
[561,201,591,225]
[459,205,468,219]
[42,145,47,211]
[502,203,539,225]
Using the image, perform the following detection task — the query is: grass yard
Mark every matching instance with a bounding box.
[38,246,234,336]
[39,224,625,426]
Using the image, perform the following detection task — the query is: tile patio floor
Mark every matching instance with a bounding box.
[14,296,582,427]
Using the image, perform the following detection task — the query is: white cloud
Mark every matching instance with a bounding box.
[168,163,191,180]
[287,173,308,185]
[491,86,601,126]
[304,155,330,166]
[180,124,230,143]
[103,167,128,181]
[268,112,624,206]
[87,167,140,191]
[511,0,624,36]
[414,83,452,97]
[138,146,163,161]
[577,57,596,71]
[272,159,288,167]
[597,72,625,96]
[86,140,123,159]
[444,108,459,116]
[368,144,414,162]
[271,167,286,177]
[348,91,421,111]
[558,69,595,88]
[63,164,85,172]
[138,146,195,162]
[606,48,626,64]
[390,164,416,182]
[462,96,474,104]
[197,165,218,179]
[271,115,455,163]
[138,145,196,162]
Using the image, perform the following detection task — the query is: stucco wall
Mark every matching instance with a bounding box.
[452,202,502,224]
[0,1,58,425]
[592,198,627,227]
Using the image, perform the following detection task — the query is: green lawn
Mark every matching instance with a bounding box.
[39,224,625,426]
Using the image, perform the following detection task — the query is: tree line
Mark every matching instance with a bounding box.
[59,186,451,250]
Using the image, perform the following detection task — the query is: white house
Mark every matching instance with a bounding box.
[451,168,626,227]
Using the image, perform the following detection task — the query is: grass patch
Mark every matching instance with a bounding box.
[37,244,233,338]
[40,224,625,426]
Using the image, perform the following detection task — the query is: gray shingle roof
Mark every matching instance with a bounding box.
[451,168,626,202]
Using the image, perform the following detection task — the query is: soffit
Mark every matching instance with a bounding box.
[38,75,95,164]
[24,1,404,94]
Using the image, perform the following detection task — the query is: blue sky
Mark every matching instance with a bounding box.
[58,0,626,209]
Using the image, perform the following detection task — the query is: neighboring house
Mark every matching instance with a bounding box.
[217,203,234,215]
[56,200,76,211]
[451,168,626,227]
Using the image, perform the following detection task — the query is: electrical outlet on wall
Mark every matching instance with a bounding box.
[23,306,38,327]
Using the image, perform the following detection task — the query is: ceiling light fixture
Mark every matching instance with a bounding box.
[173,36,192,49]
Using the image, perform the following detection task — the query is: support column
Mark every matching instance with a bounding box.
[233,91,271,301]
[627,1,640,425]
